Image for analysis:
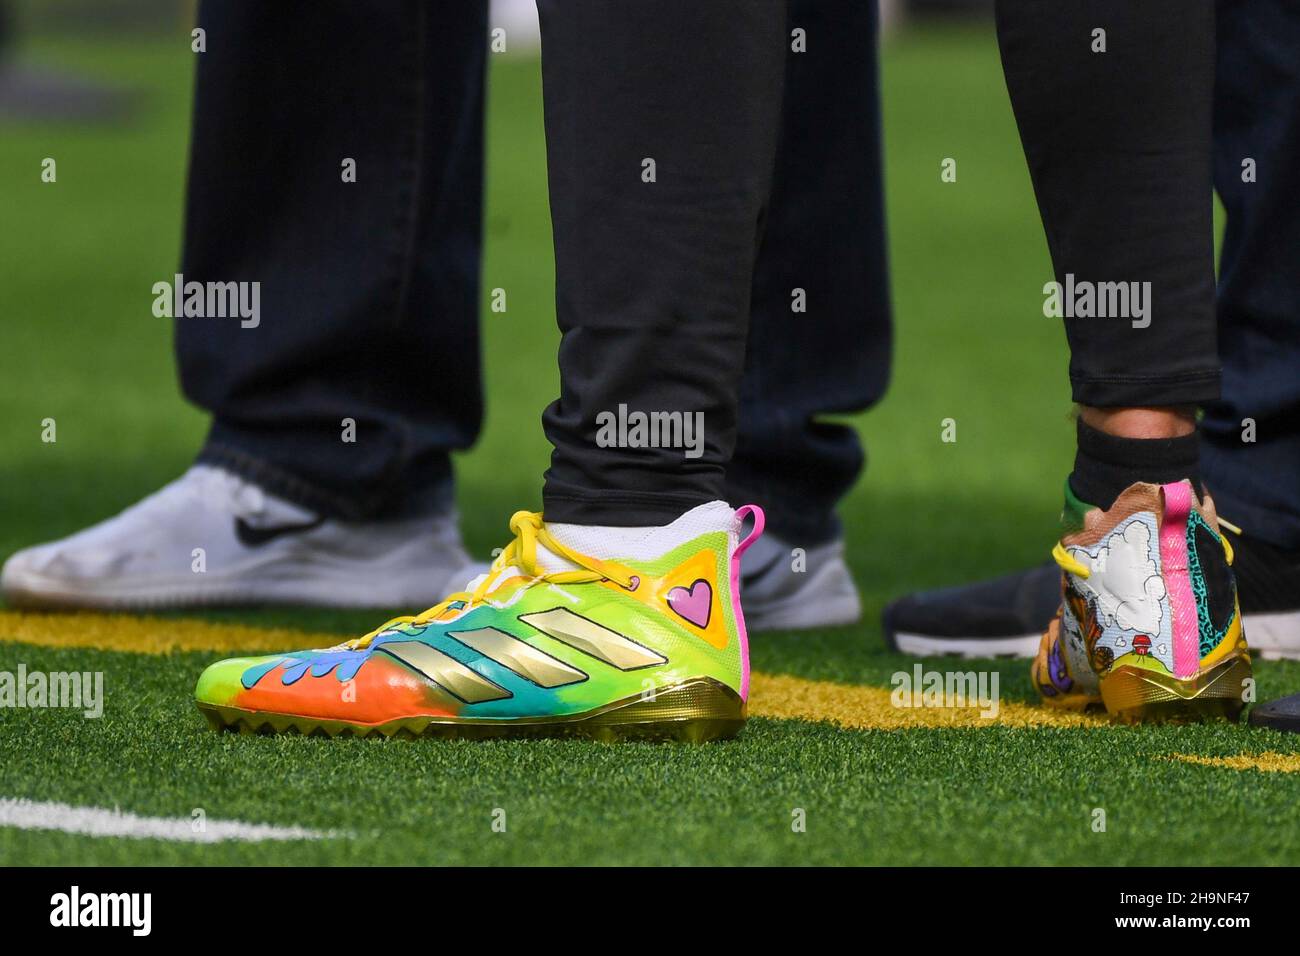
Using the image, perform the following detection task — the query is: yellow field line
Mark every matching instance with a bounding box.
[1169,752,1300,773]
[0,609,1106,730]
[0,609,329,656]
[749,672,1103,729]
[7,613,1296,773]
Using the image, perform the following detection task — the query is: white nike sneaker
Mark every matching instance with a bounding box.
[1,465,481,610]
[739,530,861,631]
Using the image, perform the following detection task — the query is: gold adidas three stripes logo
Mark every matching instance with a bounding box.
[377,641,511,704]
[517,609,666,671]
[451,626,586,688]
[375,607,667,704]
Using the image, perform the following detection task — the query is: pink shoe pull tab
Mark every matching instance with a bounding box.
[735,504,766,560]
[1159,482,1199,679]
[730,505,764,703]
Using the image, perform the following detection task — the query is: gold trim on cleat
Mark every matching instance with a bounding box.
[1100,653,1253,723]
[196,677,745,743]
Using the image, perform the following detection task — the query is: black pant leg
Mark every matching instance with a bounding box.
[726,0,892,546]
[996,0,1218,408]
[537,0,787,526]
[179,0,487,520]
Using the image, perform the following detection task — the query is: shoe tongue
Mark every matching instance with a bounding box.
[498,539,578,580]
[459,536,577,594]
[546,500,735,565]
[478,500,737,587]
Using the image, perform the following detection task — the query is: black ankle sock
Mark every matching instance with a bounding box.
[1069,419,1201,510]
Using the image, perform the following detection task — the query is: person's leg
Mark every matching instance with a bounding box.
[1,0,488,610]
[729,0,891,546]
[195,0,788,742]
[1206,0,1300,690]
[996,0,1250,719]
[1204,0,1300,550]
[731,0,891,631]
[884,0,1300,663]
[182,0,486,521]
[537,0,785,526]
[1000,0,1218,442]
[1001,0,1216,519]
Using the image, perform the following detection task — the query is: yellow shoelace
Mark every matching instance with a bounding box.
[345,510,638,650]
[1051,513,1238,581]
[1051,541,1091,579]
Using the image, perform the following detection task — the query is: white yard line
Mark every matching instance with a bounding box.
[0,797,344,843]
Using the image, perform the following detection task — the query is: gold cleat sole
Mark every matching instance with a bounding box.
[197,677,746,744]
[1100,653,1252,724]
[1037,692,1104,713]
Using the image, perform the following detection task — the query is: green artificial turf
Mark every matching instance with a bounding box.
[2,26,1296,866]
[4,642,1300,866]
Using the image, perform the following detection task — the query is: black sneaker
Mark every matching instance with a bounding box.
[1227,530,1300,660]
[883,529,1300,660]
[882,561,1060,658]
[1249,692,1300,733]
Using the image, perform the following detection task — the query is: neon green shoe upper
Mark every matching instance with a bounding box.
[195,504,764,740]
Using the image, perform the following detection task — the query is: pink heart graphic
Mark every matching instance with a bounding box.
[667,578,712,628]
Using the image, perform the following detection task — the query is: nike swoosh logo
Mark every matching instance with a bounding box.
[234,516,325,547]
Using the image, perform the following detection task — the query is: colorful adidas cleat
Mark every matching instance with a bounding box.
[1032,479,1252,722]
[195,502,763,742]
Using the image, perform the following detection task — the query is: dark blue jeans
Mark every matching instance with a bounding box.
[179,1,486,521]
[1201,0,1300,549]
[178,0,889,544]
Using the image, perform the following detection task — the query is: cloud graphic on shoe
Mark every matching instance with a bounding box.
[1069,518,1166,636]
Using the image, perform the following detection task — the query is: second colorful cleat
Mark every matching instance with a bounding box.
[1033,480,1251,722]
